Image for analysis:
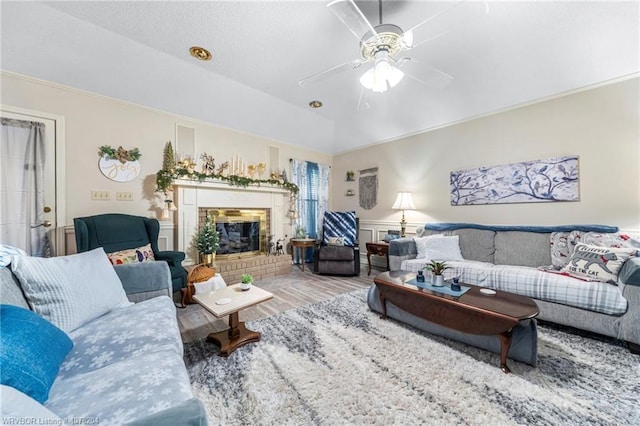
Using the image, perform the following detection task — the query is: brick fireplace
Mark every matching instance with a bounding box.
[174,179,293,283]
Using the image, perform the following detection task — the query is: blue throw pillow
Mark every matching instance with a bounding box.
[323,211,357,246]
[0,304,73,403]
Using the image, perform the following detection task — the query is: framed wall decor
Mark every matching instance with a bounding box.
[450,155,579,205]
[359,167,378,210]
[98,145,141,182]
[176,124,195,160]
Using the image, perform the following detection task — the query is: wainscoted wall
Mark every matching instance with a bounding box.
[332,77,640,232]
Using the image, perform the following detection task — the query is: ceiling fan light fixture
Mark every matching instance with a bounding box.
[359,68,375,90]
[360,24,406,60]
[359,50,404,93]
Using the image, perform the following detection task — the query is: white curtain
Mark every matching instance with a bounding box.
[316,162,330,237]
[0,118,47,256]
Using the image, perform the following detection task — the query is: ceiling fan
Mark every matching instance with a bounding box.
[299,0,489,99]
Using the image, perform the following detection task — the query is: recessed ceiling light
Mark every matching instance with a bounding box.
[189,46,212,61]
[309,100,323,108]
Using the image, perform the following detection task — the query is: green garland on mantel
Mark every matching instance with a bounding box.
[155,167,299,196]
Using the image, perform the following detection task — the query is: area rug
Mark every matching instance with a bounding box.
[184,288,640,425]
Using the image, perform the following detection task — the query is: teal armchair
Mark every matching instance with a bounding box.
[74,213,187,294]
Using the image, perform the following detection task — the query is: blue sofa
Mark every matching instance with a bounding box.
[1,260,207,425]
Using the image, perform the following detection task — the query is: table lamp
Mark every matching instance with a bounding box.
[392,192,416,237]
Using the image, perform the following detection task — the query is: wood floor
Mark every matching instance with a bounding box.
[177,264,380,343]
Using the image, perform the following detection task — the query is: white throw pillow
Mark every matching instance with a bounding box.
[414,235,464,261]
[414,235,437,259]
[327,236,345,246]
[11,248,132,333]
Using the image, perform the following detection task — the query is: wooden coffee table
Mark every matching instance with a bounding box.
[374,271,539,373]
[193,284,273,357]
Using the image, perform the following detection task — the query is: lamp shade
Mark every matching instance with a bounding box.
[392,192,416,210]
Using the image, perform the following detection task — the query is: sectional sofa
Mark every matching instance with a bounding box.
[383,223,640,353]
[0,249,208,425]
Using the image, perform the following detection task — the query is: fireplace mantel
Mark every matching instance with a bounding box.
[173,179,291,264]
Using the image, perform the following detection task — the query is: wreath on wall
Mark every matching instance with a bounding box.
[98,145,142,163]
[97,145,142,183]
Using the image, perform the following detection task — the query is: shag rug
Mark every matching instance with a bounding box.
[184,288,640,425]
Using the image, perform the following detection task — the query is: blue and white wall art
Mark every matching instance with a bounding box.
[450,155,579,205]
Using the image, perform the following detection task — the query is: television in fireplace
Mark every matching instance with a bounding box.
[207,209,267,257]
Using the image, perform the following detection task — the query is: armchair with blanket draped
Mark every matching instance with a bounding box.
[314,211,360,276]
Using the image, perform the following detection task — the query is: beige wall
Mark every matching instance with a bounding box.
[3,72,638,239]
[1,72,331,226]
[333,77,640,231]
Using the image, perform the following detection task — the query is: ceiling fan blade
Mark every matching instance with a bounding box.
[406,28,451,51]
[403,0,489,49]
[328,0,378,42]
[356,87,371,111]
[298,58,363,87]
[396,57,454,90]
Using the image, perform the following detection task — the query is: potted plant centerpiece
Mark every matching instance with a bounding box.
[195,215,220,266]
[424,260,451,287]
[240,274,253,291]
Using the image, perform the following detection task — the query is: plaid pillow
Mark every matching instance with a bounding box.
[323,211,356,246]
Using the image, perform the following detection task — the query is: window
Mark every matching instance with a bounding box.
[290,159,330,264]
[304,162,319,238]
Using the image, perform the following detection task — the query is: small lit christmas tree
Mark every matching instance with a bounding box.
[195,215,220,255]
[162,141,176,172]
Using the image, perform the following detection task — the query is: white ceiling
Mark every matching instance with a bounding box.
[1,1,638,154]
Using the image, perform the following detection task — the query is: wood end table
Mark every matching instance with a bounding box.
[290,238,316,271]
[193,284,273,357]
[366,241,390,275]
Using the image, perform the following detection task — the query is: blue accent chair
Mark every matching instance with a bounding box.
[74,213,187,294]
